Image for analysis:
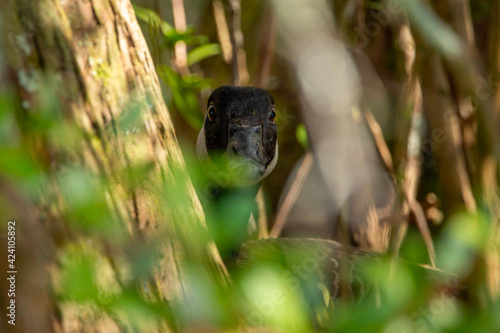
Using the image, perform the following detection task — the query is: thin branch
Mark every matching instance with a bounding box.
[228,0,249,85]
[390,21,437,267]
[363,107,393,172]
[254,6,277,88]
[256,188,269,239]
[212,0,232,64]
[407,196,437,267]
[486,0,500,301]
[172,0,189,75]
[270,152,314,238]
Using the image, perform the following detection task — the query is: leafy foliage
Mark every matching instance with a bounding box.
[1,0,500,332]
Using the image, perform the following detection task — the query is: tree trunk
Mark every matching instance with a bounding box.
[0,0,227,331]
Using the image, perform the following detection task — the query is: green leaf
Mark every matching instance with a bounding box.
[163,29,209,47]
[187,43,221,66]
[60,247,98,302]
[133,4,173,34]
[0,148,39,179]
[296,123,309,150]
[156,65,207,130]
[133,4,161,25]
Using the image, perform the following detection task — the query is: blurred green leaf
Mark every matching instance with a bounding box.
[239,264,309,330]
[157,65,207,130]
[58,168,124,236]
[437,212,489,276]
[164,28,209,47]
[187,43,221,66]
[133,4,173,34]
[296,123,309,150]
[60,246,98,302]
[0,147,39,179]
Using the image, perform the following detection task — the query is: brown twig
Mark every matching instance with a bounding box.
[228,0,249,85]
[212,0,233,64]
[254,6,277,88]
[172,0,189,75]
[252,7,277,237]
[492,1,500,119]
[255,188,269,239]
[363,107,393,172]
[270,152,314,238]
[483,156,500,298]
[390,21,438,267]
[407,196,437,267]
[486,0,500,300]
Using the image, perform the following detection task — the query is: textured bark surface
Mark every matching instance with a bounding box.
[0,0,227,331]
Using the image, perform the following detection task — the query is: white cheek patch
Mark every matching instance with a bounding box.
[255,142,278,183]
[196,122,209,158]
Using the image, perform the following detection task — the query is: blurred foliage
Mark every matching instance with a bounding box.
[1,0,500,332]
[133,3,217,132]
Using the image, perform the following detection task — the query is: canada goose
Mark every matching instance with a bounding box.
[196,85,278,264]
[194,86,454,309]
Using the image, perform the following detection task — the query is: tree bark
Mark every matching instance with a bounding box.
[0,0,228,331]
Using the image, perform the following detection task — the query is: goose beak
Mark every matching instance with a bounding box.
[228,124,266,181]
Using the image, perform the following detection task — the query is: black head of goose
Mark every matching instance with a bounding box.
[196,86,278,263]
[197,85,278,184]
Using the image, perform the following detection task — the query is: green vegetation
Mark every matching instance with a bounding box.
[1,0,500,332]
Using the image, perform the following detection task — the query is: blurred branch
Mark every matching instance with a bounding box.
[487,0,500,300]
[401,77,438,264]
[407,195,437,267]
[492,1,500,118]
[387,19,439,267]
[402,0,477,214]
[440,0,480,192]
[446,0,475,48]
[253,6,278,239]
[397,0,500,163]
[363,107,393,172]
[256,188,269,239]
[228,0,249,85]
[421,53,476,214]
[483,156,500,299]
[270,152,314,238]
[212,0,232,64]
[172,0,189,75]
[254,6,277,88]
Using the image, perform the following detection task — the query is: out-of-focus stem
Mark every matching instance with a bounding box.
[492,1,500,118]
[270,152,314,238]
[482,156,500,299]
[213,0,232,64]
[254,6,277,88]
[253,7,277,238]
[363,108,393,172]
[421,54,477,213]
[228,0,249,85]
[172,0,189,75]
[390,20,437,267]
[486,0,500,300]
[256,188,269,239]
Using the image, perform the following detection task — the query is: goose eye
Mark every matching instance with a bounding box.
[269,106,276,122]
[207,104,217,121]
